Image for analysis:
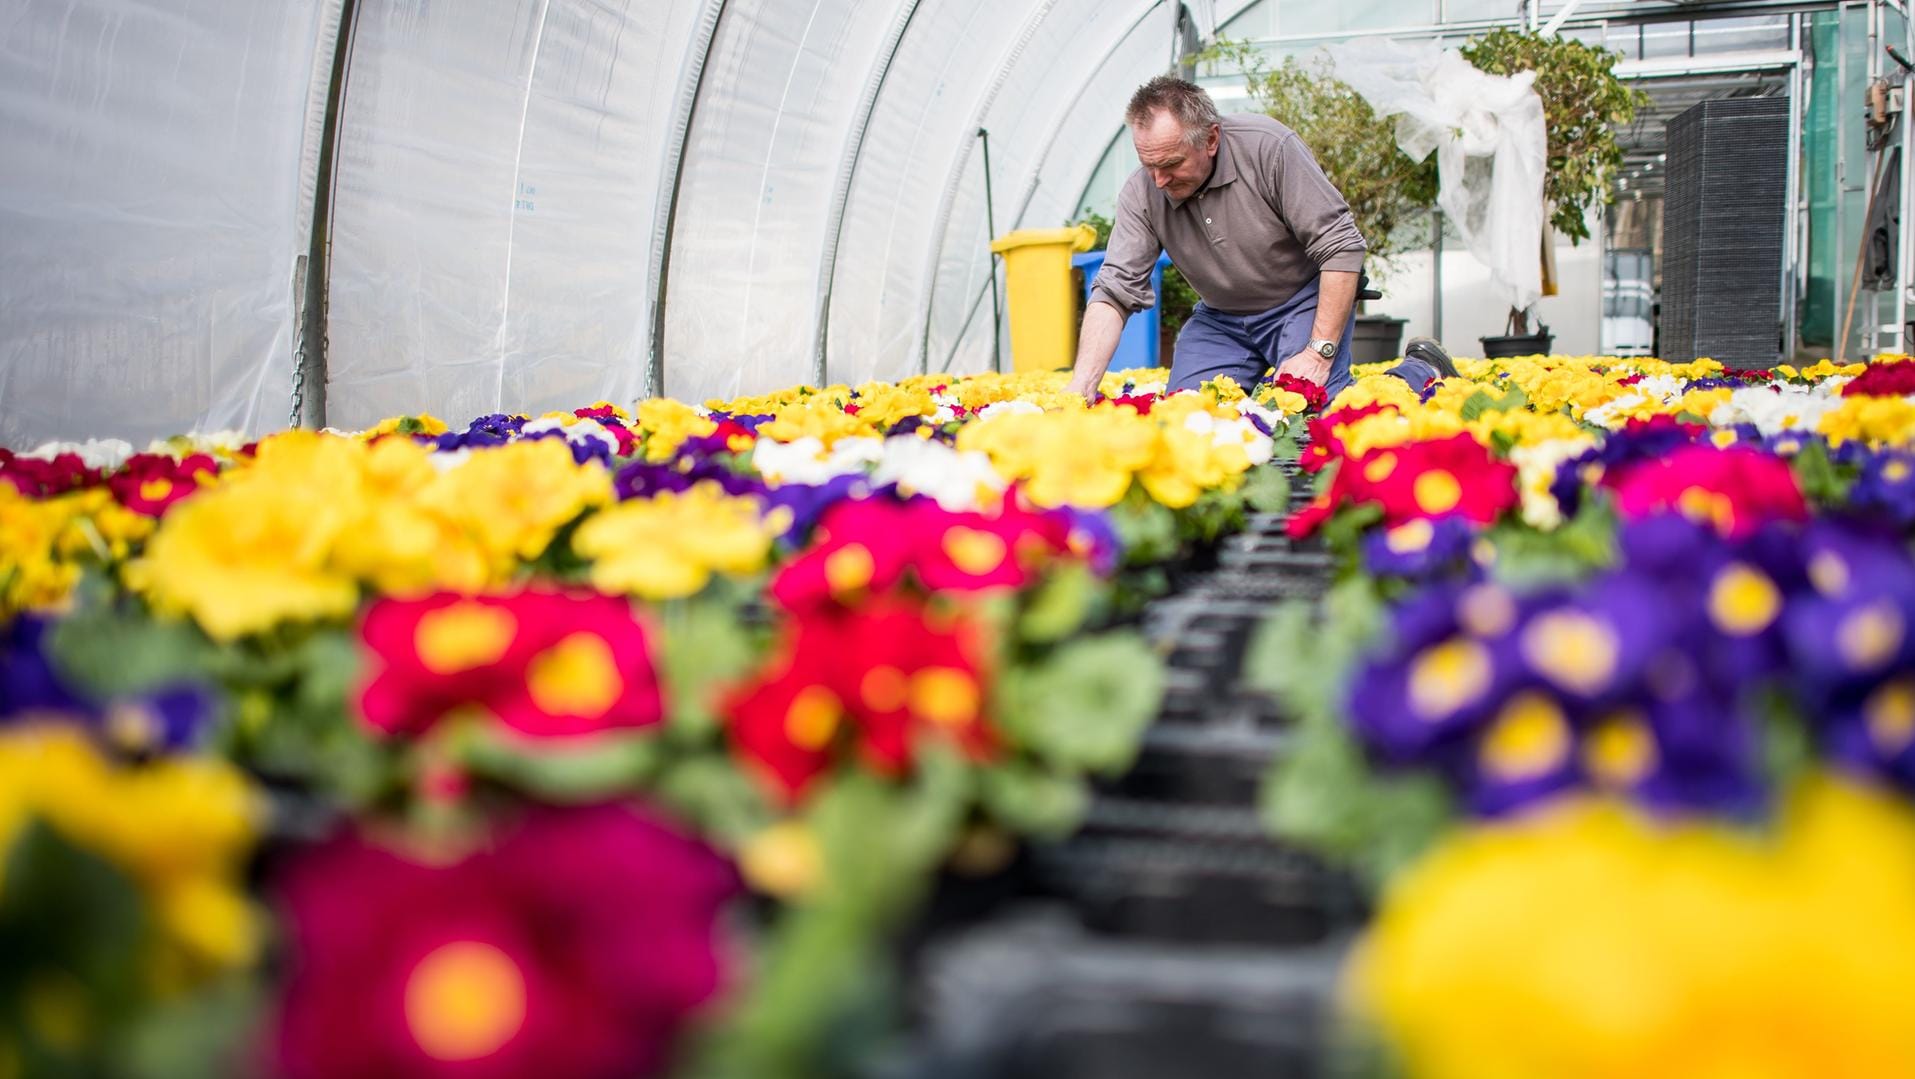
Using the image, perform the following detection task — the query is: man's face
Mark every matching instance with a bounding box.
[1132,109,1217,201]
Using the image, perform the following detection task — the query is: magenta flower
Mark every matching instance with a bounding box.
[274,804,739,1079]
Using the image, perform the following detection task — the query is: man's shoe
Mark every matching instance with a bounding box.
[1404,337,1460,380]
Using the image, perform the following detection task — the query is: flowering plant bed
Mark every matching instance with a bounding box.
[0,366,1304,1078]
[1246,354,1915,1077]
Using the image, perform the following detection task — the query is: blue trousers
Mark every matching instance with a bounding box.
[1168,276,1356,401]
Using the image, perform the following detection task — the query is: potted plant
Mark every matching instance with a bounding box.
[1459,27,1646,357]
[1201,40,1441,363]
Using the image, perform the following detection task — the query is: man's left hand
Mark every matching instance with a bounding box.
[1275,351,1332,387]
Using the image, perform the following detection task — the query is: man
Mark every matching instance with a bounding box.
[1067,76,1453,403]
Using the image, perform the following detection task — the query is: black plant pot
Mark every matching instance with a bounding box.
[1350,315,1406,364]
[1479,329,1554,359]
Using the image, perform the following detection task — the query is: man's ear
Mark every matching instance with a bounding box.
[1206,124,1220,153]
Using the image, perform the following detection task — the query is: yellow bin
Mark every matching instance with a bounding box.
[990,223,1098,373]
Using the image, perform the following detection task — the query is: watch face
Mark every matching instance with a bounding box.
[1315,341,1336,358]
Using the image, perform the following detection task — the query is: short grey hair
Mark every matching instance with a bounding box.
[1125,76,1221,147]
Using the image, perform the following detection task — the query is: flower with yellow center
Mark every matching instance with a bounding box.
[1707,562,1782,637]
[634,398,718,461]
[738,820,824,900]
[1349,775,1915,1079]
[1520,610,1621,696]
[124,432,368,640]
[1583,712,1658,789]
[421,438,613,572]
[1818,394,1915,449]
[573,482,775,600]
[0,728,259,977]
[404,941,527,1061]
[1477,692,1573,783]
[1407,638,1494,721]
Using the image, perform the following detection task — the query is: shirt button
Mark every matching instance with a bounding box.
[1205,218,1212,224]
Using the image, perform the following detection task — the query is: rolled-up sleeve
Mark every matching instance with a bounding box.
[1087,173,1163,319]
[1267,133,1367,273]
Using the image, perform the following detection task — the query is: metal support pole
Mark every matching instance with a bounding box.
[292,0,361,429]
[1431,209,1444,344]
[1783,12,1803,360]
[979,128,1004,373]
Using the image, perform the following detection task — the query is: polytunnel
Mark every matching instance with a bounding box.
[0,0,1260,446]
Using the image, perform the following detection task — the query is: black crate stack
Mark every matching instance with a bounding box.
[1660,95,1791,369]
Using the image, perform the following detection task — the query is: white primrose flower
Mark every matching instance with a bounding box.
[522,416,620,456]
[25,438,135,470]
[871,435,1007,512]
[1709,384,1845,436]
[976,400,1043,420]
[750,436,884,486]
[1509,437,1599,531]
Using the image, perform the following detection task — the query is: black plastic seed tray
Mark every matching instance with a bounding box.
[1101,717,1287,805]
[1026,821,1363,947]
[894,909,1352,1079]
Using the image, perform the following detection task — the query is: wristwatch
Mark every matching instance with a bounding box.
[1307,338,1338,359]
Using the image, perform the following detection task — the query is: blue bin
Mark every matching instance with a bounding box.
[1072,250,1174,371]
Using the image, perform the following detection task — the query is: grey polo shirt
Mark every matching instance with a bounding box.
[1088,113,1367,319]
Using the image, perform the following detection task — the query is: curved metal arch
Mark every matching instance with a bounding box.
[1010,0,1170,230]
[930,0,1172,372]
[811,0,927,387]
[644,0,730,400]
[909,0,1066,375]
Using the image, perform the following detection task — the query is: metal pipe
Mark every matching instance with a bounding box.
[978,127,1004,373]
[291,0,362,430]
[644,0,729,401]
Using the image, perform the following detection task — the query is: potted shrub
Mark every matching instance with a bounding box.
[1202,40,1441,363]
[1459,27,1646,357]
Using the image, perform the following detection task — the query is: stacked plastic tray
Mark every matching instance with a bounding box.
[1660,95,1791,369]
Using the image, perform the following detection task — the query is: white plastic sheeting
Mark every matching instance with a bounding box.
[325,0,703,428]
[1,0,1262,441]
[0,0,342,446]
[1326,39,1548,314]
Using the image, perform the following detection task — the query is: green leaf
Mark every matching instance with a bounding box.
[1018,561,1101,643]
[656,598,766,744]
[1259,702,1454,889]
[1789,438,1852,507]
[978,763,1090,839]
[651,756,775,848]
[1458,389,1497,422]
[456,728,663,801]
[1241,463,1293,514]
[1109,486,1181,566]
[995,631,1165,775]
[46,604,221,699]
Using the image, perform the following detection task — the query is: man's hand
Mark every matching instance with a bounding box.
[1064,372,1101,401]
[1274,350,1332,387]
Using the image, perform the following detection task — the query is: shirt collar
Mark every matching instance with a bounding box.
[1164,127,1237,209]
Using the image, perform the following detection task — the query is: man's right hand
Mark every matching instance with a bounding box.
[1066,302,1127,404]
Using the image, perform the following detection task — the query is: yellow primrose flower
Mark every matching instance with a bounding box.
[848,382,939,428]
[359,413,450,439]
[0,487,86,616]
[1138,423,1247,508]
[125,432,369,640]
[329,437,492,596]
[1329,373,1423,413]
[0,728,260,978]
[419,437,613,571]
[759,395,876,446]
[635,398,719,462]
[1792,358,1870,381]
[1349,775,1915,1079]
[572,482,776,599]
[1818,394,1915,448]
[957,408,1156,508]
